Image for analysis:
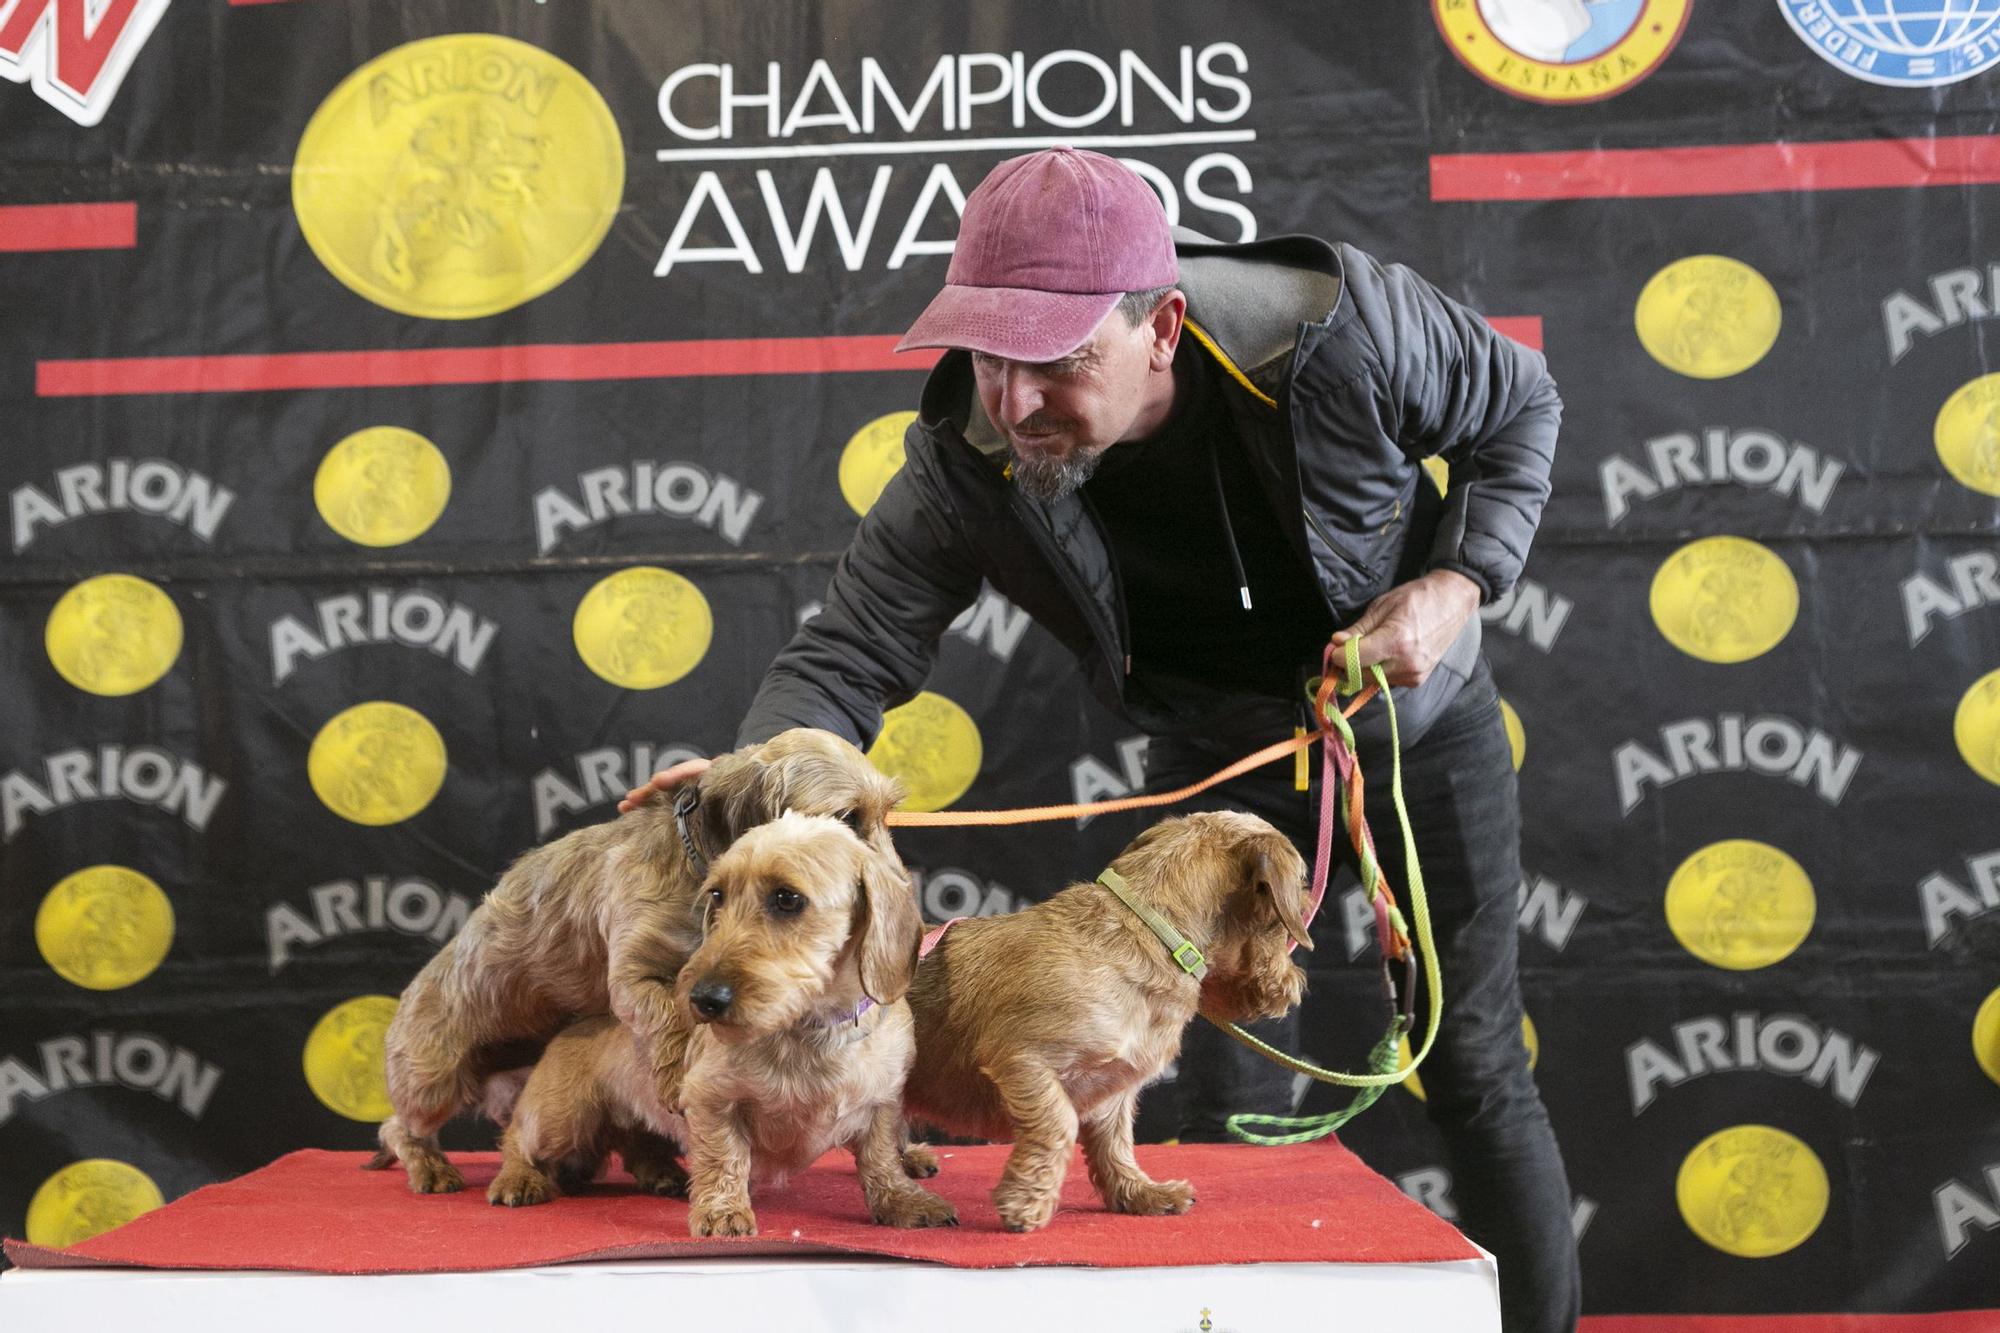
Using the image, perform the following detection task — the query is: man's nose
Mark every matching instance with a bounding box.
[997,365,1044,425]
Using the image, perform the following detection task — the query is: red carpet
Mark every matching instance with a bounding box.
[4,1142,1477,1275]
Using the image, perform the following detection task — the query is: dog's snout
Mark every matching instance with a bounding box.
[688,978,734,1021]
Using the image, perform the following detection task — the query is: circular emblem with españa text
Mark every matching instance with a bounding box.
[293,34,625,319]
[1433,0,1691,103]
[315,427,453,546]
[45,574,182,697]
[304,995,399,1122]
[868,691,983,813]
[1636,257,1782,379]
[1954,669,2000,787]
[26,1160,164,1249]
[1974,986,2000,1088]
[1665,840,1815,970]
[1933,374,2000,498]
[308,702,448,825]
[573,567,714,690]
[840,412,916,517]
[36,865,174,991]
[1650,536,1797,664]
[1677,1125,1829,1258]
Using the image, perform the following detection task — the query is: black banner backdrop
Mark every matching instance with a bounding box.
[3,0,1999,1318]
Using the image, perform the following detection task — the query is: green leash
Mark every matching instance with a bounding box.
[1214,640,1446,1145]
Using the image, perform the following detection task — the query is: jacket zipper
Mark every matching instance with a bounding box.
[1078,489,1133,675]
[1302,504,1375,580]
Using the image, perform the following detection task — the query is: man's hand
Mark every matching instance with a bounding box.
[1329,569,1482,688]
[618,757,712,814]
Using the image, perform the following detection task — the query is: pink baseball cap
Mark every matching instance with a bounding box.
[896,147,1179,363]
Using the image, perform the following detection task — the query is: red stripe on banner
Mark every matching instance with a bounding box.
[0,203,136,252]
[37,336,943,396]
[1431,134,2000,201]
[1581,1313,2000,1332]
[1488,316,1543,351]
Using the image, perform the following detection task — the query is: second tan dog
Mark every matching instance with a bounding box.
[485,812,957,1236]
[369,729,908,1195]
[903,810,1312,1232]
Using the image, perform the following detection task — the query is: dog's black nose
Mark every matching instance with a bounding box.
[688,979,734,1020]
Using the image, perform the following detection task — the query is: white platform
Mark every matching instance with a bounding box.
[2,1252,1500,1332]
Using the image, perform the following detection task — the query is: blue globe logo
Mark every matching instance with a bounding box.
[1778,0,2000,85]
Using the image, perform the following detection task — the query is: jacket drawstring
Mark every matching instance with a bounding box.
[1207,431,1254,611]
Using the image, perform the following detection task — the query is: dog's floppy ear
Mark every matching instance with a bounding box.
[855,845,922,1005]
[1246,833,1313,951]
[691,749,777,854]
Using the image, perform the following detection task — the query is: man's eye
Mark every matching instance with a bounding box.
[768,886,806,916]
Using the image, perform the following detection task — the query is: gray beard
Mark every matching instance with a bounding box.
[1009,446,1104,502]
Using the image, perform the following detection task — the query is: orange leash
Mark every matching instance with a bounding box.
[883,681,1379,829]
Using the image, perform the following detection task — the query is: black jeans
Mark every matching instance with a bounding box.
[1146,658,1581,1333]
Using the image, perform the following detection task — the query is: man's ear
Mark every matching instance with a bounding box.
[1149,289,1187,369]
[855,847,922,1005]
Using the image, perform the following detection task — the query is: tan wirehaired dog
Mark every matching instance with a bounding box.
[903,810,1312,1232]
[369,729,909,1195]
[485,812,957,1237]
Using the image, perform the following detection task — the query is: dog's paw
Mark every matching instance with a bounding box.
[992,1184,1060,1233]
[900,1144,941,1179]
[690,1201,758,1237]
[486,1165,556,1207]
[406,1156,466,1195]
[631,1156,690,1199]
[1111,1177,1196,1216]
[874,1187,958,1229]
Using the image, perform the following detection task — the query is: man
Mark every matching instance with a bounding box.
[624,147,1577,1332]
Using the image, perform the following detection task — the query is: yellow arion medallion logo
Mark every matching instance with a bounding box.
[1665,840,1815,971]
[868,691,984,813]
[293,34,625,319]
[572,567,714,690]
[1650,536,1797,664]
[840,412,916,517]
[45,574,182,696]
[1677,1125,1828,1258]
[1954,668,2000,787]
[304,995,400,1122]
[1934,373,2000,498]
[26,1160,164,1249]
[308,702,449,825]
[315,427,452,546]
[36,865,174,991]
[1636,256,1781,379]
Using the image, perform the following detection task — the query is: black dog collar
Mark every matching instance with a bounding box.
[672,782,709,877]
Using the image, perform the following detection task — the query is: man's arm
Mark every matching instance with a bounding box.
[1372,250,1561,604]
[1330,246,1561,685]
[735,441,984,748]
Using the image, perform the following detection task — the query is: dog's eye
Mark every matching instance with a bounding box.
[835,808,864,832]
[767,885,806,916]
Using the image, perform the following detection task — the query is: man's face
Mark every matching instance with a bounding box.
[970,294,1180,501]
